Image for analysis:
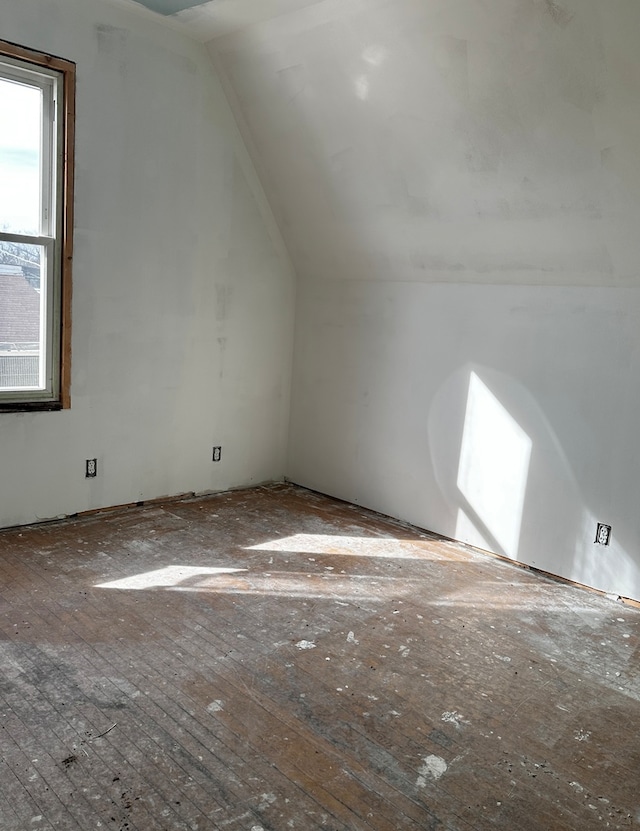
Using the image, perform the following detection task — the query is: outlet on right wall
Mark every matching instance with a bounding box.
[209,0,640,601]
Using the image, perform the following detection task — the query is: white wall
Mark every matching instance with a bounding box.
[0,0,295,528]
[209,0,640,600]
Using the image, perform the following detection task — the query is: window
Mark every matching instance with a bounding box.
[0,40,75,411]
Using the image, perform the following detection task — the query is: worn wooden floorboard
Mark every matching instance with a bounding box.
[1,483,639,830]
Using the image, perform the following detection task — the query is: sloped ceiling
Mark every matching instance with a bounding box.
[132,0,326,41]
[132,0,209,15]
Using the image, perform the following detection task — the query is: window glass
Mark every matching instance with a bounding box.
[0,76,42,236]
[0,243,44,390]
[0,41,73,410]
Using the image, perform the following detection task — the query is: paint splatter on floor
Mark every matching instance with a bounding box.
[417,755,448,786]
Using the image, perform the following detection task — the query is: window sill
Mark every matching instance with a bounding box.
[0,401,64,414]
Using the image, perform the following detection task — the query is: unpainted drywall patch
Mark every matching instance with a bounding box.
[96,23,128,50]
[215,284,232,321]
[95,24,129,76]
[542,0,574,27]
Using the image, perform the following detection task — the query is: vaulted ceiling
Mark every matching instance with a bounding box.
[132,0,208,14]
[131,0,326,40]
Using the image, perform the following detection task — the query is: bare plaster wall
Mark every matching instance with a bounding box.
[209,0,640,600]
[0,0,295,528]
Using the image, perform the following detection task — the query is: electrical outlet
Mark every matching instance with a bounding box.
[212,446,222,462]
[595,523,611,546]
[85,458,98,478]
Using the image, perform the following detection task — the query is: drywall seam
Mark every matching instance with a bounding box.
[206,40,299,458]
[206,43,297,280]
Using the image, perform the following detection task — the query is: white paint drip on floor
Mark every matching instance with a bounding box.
[219,813,252,827]
[207,700,224,713]
[416,755,448,787]
[258,793,276,810]
[296,640,317,650]
[347,631,359,644]
[575,729,591,742]
[441,711,469,728]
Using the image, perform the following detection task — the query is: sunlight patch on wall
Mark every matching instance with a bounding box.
[457,372,532,558]
[354,75,370,101]
[455,508,492,553]
[362,45,388,67]
[96,565,247,590]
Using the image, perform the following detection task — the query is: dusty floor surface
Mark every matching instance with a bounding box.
[0,483,639,830]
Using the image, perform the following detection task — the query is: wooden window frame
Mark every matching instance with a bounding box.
[0,39,75,413]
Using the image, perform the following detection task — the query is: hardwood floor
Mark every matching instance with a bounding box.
[0,483,638,830]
